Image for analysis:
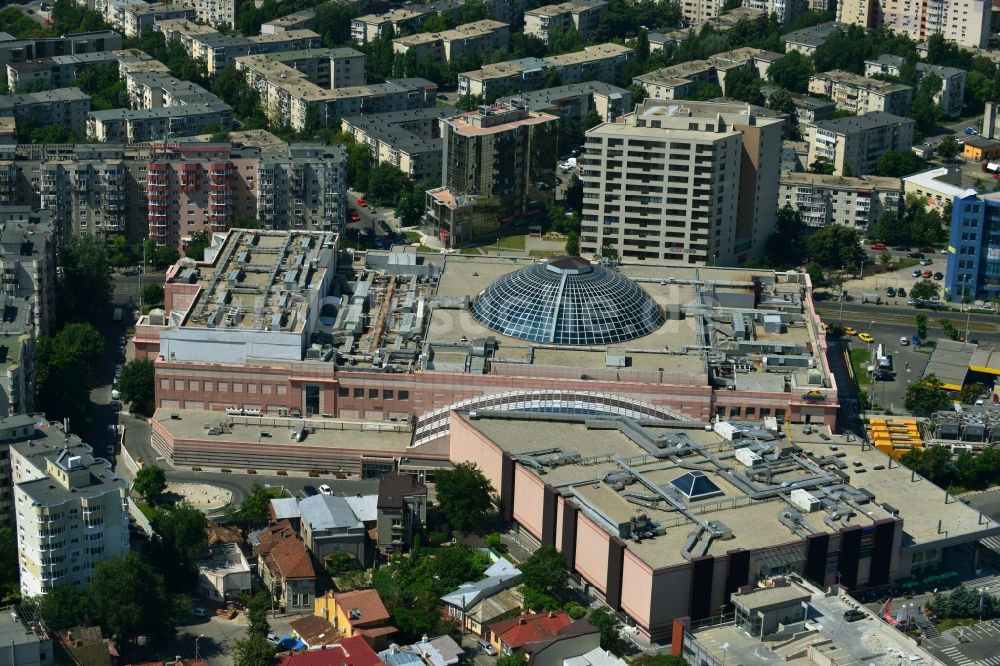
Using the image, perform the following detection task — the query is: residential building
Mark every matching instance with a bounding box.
[523,1,608,45]
[321,588,397,649]
[522,621,600,666]
[0,88,90,135]
[255,143,348,234]
[947,191,1000,300]
[101,0,196,38]
[805,112,915,176]
[298,494,368,566]
[266,48,367,89]
[87,104,234,143]
[498,81,631,123]
[0,323,34,420]
[261,9,316,34]
[252,520,316,612]
[196,542,252,603]
[0,31,122,70]
[488,612,573,655]
[633,48,780,101]
[742,0,807,24]
[0,415,45,526]
[677,0,725,24]
[6,50,120,92]
[13,433,129,596]
[963,135,1000,161]
[836,0,990,48]
[760,85,835,126]
[375,471,426,554]
[903,166,969,211]
[0,212,55,335]
[351,1,464,44]
[778,171,903,229]
[342,106,455,181]
[155,20,321,75]
[781,21,842,56]
[441,558,523,635]
[985,101,1000,140]
[425,102,558,247]
[392,20,510,65]
[190,0,240,29]
[808,70,913,116]
[649,8,766,52]
[289,615,341,649]
[580,99,783,265]
[379,636,464,666]
[863,54,965,118]
[277,636,383,666]
[457,43,633,98]
[0,604,52,666]
[449,411,1000,643]
[484,0,527,25]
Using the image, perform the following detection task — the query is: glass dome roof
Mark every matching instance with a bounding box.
[470,256,665,345]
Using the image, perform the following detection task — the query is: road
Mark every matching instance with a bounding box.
[11,0,50,26]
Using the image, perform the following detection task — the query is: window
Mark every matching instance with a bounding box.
[399,390,409,400]
[339,387,349,397]
[369,389,378,399]
[383,389,394,399]
[353,388,364,398]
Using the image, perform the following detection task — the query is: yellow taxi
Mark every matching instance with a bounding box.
[843,326,857,336]
[857,332,874,343]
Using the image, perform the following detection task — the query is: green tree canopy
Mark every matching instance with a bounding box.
[875,149,925,178]
[723,66,762,104]
[133,465,166,502]
[904,374,951,416]
[142,284,164,307]
[36,583,93,630]
[239,483,273,528]
[90,553,177,647]
[589,607,621,652]
[119,358,155,415]
[521,545,568,596]
[910,279,941,301]
[435,462,495,531]
[936,136,960,160]
[0,527,17,603]
[767,50,813,93]
[366,163,411,206]
[184,229,212,261]
[805,224,861,269]
[58,235,112,324]
[151,501,207,561]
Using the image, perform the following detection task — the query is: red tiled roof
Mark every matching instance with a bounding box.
[336,589,391,627]
[265,533,315,580]
[277,636,384,666]
[255,520,297,556]
[290,616,339,648]
[355,626,398,639]
[377,472,426,509]
[490,612,573,649]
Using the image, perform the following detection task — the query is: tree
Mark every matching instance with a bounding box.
[395,190,424,228]
[152,502,207,561]
[909,280,940,302]
[184,229,212,260]
[119,358,155,415]
[723,66,762,104]
[806,224,861,269]
[548,26,582,55]
[434,462,495,532]
[246,590,271,639]
[879,249,891,266]
[565,231,580,256]
[315,2,356,46]
[904,374,952,416]
[589,607,621,652]
[937,136,960,161]
[916,312,928,339]
[875,149,925,178]
[36,584,92,630]
[133,465,166,502]
[90,553,176,647]
[900,444,954,486]
[521,546,568,596]
[456,93,484,111]
[767,50,813,93]
[33,335,91,426]
[960,383,986,405]
[939,318,959,341]
[55,323,105,367]
[496,656,527,666]
[230,634,275,666]
[239,483,272,528]
[58,235,112,324]
[366,163,411,206]
[908,72,943,131]
[809,157,835,175]
[142,284,164,307]
[0,527,16,602]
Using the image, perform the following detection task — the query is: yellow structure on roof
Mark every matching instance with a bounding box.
[869,417,923,459]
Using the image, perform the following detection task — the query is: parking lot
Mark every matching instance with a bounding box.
[935,620,1000,666]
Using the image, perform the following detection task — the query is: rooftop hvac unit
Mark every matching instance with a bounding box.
[735,448,761,468]
[790,488,820,513]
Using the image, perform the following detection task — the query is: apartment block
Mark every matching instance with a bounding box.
[392,20,510,65]
[261,8,316,34]
[863,54,965,118]
[0,295,35,420]
[457,43,633,98]
[190,0,240,29]
[426,102,558,247]
[649,8,766,52]
[483,0,527,26]
[266,48,366,89]
[808,70,914,116]
[351,1,464,43]
[806,112,916,176]
[946,191,1000,301]
[742,0,806,24]
[0,88,90,135]
[498,81,632,123]
[0,30,123,70]
[759,85,835,125]
[633,47,780,101]
[97,0,196,38]
[781,21,842,56]
[0,211,55,336]
[87,103,234,143]
[235,53,436,131]
[778,170,903,229]
[342,106,456,180]
[7,50,118,92]
[837,0,991,48]
[580,99,783,265]
[155,20,321,75]
[13,433,129,596]
[985,101,1000,140]
[0,415,49,527]
[678,0,725,24]
[523,1,608,45]
[255,144,347,234]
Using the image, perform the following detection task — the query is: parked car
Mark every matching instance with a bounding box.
[303,485,318,496]
[319,484,332,495]
[267,634,280,645]
[193,607,208,618]
[899,336,910,346]
[897,287,906,297]
[858,332,874,343]
[870,242,887,250]
[477,640,497,656]
[907,252,923,259]
[349,212,360,222]
[911,269,922,278]
[965,127,979,135]
[357,198,368,207]
[843,326,857,336]
[892,245,909,251]
[379,220,392,232]
[919,246,934,253]
[912,335,922,345]
[886,287,895,297]
[919,258,933,266]
[933,272,944,280]
[922,270,933,278]
[844,609,866,622]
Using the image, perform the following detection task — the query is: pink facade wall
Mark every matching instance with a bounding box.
[512,467,545,540]
[447,414,505,489]
[574,517,610,594]
[620,550,653,629]
[555,497,565,551]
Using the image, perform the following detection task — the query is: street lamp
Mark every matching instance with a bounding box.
[979,587,989,622]
[720,642,729,666]
[195,634,205,661]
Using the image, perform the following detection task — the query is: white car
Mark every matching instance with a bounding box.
[192,607,208,618]
[319,484,332,495]
[899,336,909,346]
[111,389,120,400]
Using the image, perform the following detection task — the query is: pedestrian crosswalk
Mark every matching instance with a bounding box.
[942,645,975,665]
[939,621,1000,666]
[976,656,1000,666]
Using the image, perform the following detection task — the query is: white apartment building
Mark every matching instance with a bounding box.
[806,112,915,177]
[13,434,128,596]
[863,54,965,118]
[580,99,783,265]
[837,0,990,48]
[523,0,607,45]
[392,20,510,64]
[807,70,913,117]
[742,0,806,24]
[778,171,903,229]
[678,0,725,24]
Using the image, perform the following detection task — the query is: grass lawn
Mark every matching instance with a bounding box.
[417,245,440,253]
[405,231,421,244]
[264,486,284,498]
[459,246,483,255]
[897,258,919,268]
[135,501,156,521]
[849,347,872,386]
[497,234,526,251]
[529,249,563,258]
[937,617,979,632]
